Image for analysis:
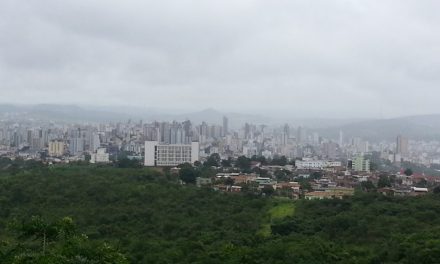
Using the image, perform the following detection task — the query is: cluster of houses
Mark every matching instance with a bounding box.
[192,164,438,200]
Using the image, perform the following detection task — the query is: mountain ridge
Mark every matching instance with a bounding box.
[1,104,440,140]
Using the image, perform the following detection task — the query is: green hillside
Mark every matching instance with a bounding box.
[1,162,440,263]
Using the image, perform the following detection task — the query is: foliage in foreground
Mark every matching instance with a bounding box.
[0,162,440,263]
[1,216,128,264]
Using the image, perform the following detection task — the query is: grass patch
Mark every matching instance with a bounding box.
[269,202,295,222]
[258,201,295,237]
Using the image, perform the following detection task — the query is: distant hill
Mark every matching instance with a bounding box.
[2,104,440,140]
[0,104,269,127]
[317,114,440,141]
[0,104,133,122]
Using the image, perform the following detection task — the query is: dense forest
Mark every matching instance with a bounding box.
[0,159,440,263]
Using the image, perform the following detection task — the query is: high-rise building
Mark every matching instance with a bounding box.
[339,130,344,146]
[223,116,229,136]
[313,132,320,145]
[48,140,65,157]
[144,124,160,141]
[352,137,368,153]
[282,124,290,146]
[160,122,171,143]
[296,126,306,144]
[69,137,84,156]
[323,142,338,159]
[396,135,409,157]
[90,133,101,152]
[144,141,199,166]
[199,122,209,143]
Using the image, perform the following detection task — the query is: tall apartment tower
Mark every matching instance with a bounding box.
[48,140,65,157]
[396,135,409,157]
[223,116,229,136]
[339,130,344,146]
[282,124,290,146]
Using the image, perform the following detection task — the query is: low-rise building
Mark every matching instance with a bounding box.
[296,160,342,170]
[410,187,429,196]
[305,188,354,200]
[90,148,110,163]
[352,155,370,172]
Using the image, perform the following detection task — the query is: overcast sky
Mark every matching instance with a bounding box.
[1,0,439,118]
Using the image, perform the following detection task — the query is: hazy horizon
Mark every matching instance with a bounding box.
[1,1,440,119]
[1,102,440,121]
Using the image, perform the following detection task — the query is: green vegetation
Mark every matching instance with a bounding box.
[259,201,295,238]
[1,159,440,263]
[270,194,440,263]
[0,162,266,263]
[269,202,295,222]
[2,216,128,263]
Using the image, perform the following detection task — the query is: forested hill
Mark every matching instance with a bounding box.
[1,163,440,263]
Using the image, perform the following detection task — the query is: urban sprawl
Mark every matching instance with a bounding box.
[2,116,440,199]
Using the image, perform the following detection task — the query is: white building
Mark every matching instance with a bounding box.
[90,148,110,164]
[296,160,342,169]
[144,141,199,166]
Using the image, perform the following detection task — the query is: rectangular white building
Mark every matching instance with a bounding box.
[90,148,110,164]
[296,160,342,170]
[144,141,199,166]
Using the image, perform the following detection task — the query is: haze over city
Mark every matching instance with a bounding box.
[1,0,440,118]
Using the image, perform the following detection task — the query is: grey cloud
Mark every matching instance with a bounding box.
[0,0,440,118]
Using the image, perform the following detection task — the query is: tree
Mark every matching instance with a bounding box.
[361,181,376,192]
[404,168,413,176]
[204,153,221,167]
[261,185,275,196]
[18,216,60,255]
[235,156,251,172]
[377,175,392,188]
[299,180,312,192]
[221,157,232,167]
[116,158,142,168]
[274,170,288,181]
[253,167,268,177]
[310,171,323,180]
[6,217,129,264]
[433,185,440,194]
[271,156,288,166]
[84,153,91,163]
[225,177,234,186]
[199,166,216,178]
[179,165,199,184]
[251,155,267,165]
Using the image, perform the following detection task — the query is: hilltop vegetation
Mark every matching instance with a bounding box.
[0,162,267,263]
[0,160,440,263]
